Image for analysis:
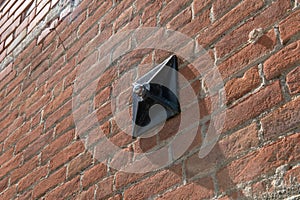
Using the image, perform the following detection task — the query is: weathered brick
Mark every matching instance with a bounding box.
[11,156,39,184]
[82,163,107,189]
[0,177,9,193]
[44,86,73,117]
[76,185,96,200]
[218,29,275,80]
[18,165,48,192]
[41,129,75,163]
[286,66,300,95]
[28,2,50,33]
[222,81,283,132]
[142,0,162,24]
[0,153,22,179]
[101,0,134,27]
[264,40,300,80]
[212,0,239,20]
[124,169,181,199]
[23,130,52,160]
[279,9,300,44]
[225,66,261,104]
[159,0,190,25]
[166,7,192,31]
[197,0,264,47]
[0,62,12,82]
[261,97,300,140]
[216,0,291,58]
[67,152,93,178]
[45,176,80,200]
[0,185,16,200]
[15,125,42,153]
[33,167,66,198]
[114,7,133,32]
[0,148,14,166]
[193,0,210,15]
[284,165,300,185]
[158,177,214,200]
[217,133,300,191]
[115,171,145,189]
[95,176,114,199]
[45,100,72,130]
[49,141,85,171]
[66,24,98,60]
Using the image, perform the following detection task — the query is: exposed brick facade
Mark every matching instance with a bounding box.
[0,0,299,199]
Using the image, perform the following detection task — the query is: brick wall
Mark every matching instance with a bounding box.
[0,0,299,199]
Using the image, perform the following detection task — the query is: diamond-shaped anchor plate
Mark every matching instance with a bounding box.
[132,55,181,138]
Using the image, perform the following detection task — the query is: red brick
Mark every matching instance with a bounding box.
[0,153,22,178]
[67,152,93,178]
[193,0,210,15]
[0,68,16,91]
[213,0,239,20]
[225,66,261,104]
[219,123,259,159]
[101,0,134,27]
[142,1,162,24]
[15,125,42,153]
[264,40,300,80]
[108,194,122,200]
[18,165,48,192]
[286,66,300,95]
[158,177,214,200]
[0,185,16,200]
[280,9,300,44]
[45,100,72,130]
[166,7,192,31]
[21,93,51,118]
[16,191,32,200]
[49,141,85,171]
[78,1,111,36]
[217,133,300,191]
[45,176,80,200]
[217,29,275,80]
[55,114,75,136]
[285,165,300,185]
[59,11,86,42]
[223,81,283,132]
[3,116,26,150]
[44,86,73,117]
[94,86,111,109]
[76,185,96,200]
[11,156,39,184]
[114,6,133,32]
[95,176,114,199]
[179,8,211,37]
[66,24,98,60]
[0,62,12,82]
[110,131,133,147]
[33,167,66,198]
[216,0,291,58]
[159,0,190,25]
[261,97,300,140]
[0,177,9,193]
[124,169,182,199]
[0,148,14,166]
[82,162,107,189]
[23,130,52,160]
[197,0,264,47]
[115,171,145,189]
[41,129,75,163]
[77,25,112,63]
[136,0,152,12]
